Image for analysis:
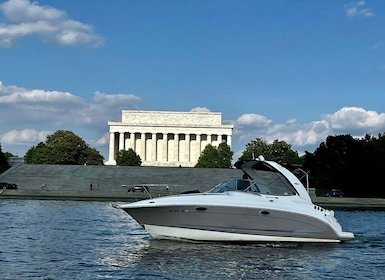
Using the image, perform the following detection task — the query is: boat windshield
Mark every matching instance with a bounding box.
[246,168,297,196]
[208,179,257,193]
[208,171,297,196]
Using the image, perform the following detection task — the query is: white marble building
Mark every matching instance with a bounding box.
[105,110,234,167]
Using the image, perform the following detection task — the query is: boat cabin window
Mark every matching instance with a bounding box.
[208,180,252,193]
[208,168,297,196]
[245,168,298,196]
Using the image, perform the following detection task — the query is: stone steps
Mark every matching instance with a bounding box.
[1,164,242,194]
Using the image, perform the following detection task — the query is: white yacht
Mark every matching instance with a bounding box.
[115,156,354,243]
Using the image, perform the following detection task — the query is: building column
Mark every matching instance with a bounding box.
[119,132,125,151]
[207,134,212,146]
[151,133,157,161]
[185,133,190,162]
[174,133,179,162]
[107,132,116,164]
[130,133,135,151]
[196,134,201,155]
[227,134,232,147]
[124,133,130,150]
[162,133,168,161]
[141,133,146,161]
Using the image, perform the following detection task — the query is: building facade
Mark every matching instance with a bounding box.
[106,110,233,167]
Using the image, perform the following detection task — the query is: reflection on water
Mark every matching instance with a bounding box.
[0,200,384,280]
[109,239,342,280]
[97,218,150,270]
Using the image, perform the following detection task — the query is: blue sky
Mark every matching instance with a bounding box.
[1,0,385,162]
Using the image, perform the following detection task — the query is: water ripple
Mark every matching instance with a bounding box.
[0,201,383,280]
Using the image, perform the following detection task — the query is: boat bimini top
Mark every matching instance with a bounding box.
[209,156,312,202]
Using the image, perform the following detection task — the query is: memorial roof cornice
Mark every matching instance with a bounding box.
[108,121,233,129]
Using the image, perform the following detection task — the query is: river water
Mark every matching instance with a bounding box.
[0,200,384,280]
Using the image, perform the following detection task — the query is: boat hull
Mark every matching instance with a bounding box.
[144,224,340,243]
[123,204,352,242]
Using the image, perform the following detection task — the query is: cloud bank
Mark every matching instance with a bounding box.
[233,107,385,156]
[345,1,374,18]
[0,81,141,153]
[0,0,104,48]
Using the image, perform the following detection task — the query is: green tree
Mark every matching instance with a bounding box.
[84,147,106,165]
[116,148,142,166]
[25,142,53,164]
[0,143,10,173]
[25,130,104,165]
[237,138,301,165]
[195,144,219,168]
[195,143,233,168]
[4,152,14,160]
[217,142,234,168]
[303,133,385,197]
[237,137,269,162]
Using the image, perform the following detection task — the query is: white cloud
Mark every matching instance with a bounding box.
[323,107,385,132]
[267,120,330,148]
[0,81,141,124]
[0,81,141,156]
[0,83,81,104]
[236,113,272,128]
[0,0,104,48]
[0,0,64,22]
[85,91,141,126]
[1,128,50,145]
[93,91,141,108]
[233,114,272,141]
[190,107,211,112]
[233,107,385,155]
[345,1,374,17]
[0,82,84,126]
[286,118,297,125]
[95,132,109,146]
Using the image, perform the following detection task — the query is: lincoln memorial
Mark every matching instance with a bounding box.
[105,110,234,167]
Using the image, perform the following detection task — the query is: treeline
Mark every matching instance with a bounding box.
[0,144,10,173]
[303,134,385,198]
[234,134,385,198]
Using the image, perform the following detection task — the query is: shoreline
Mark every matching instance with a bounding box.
[1,189,385,210]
